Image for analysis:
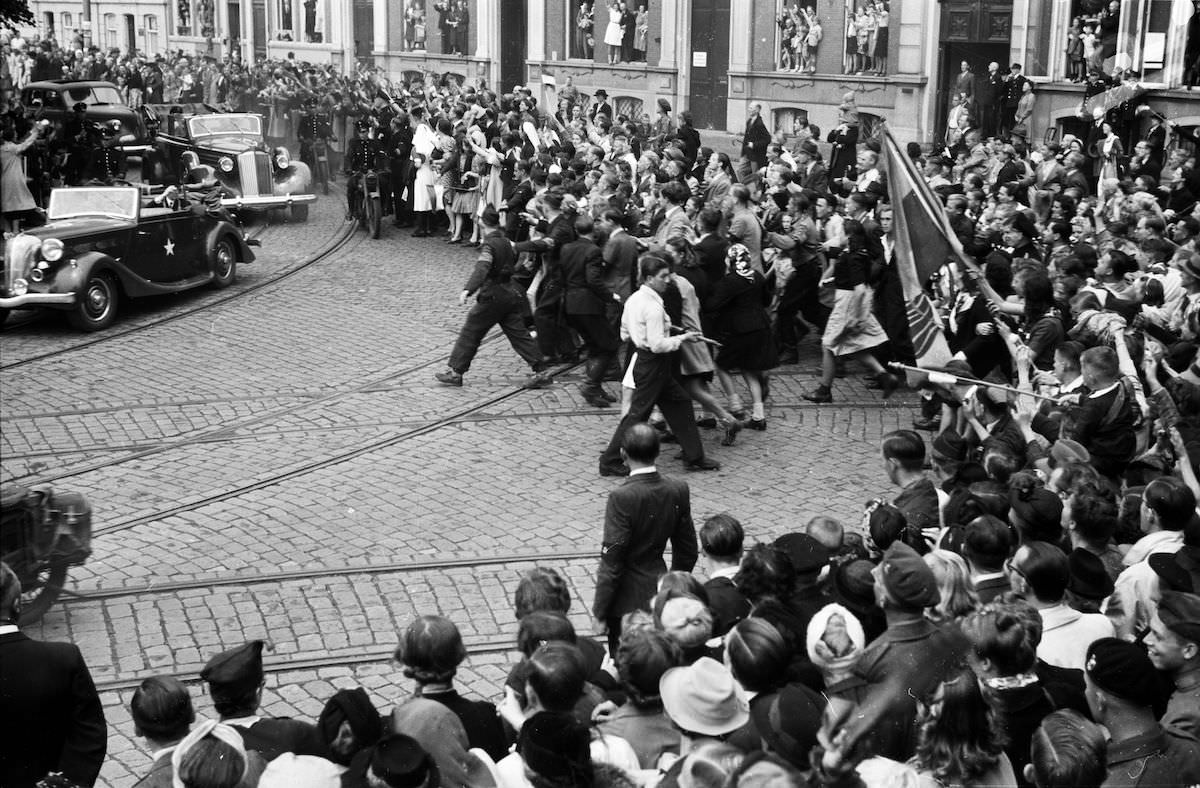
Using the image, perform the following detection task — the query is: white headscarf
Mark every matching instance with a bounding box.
[171,719,247,788]
[805,603,866,675]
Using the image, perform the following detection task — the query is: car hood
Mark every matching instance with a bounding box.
[22,217,137,239]
[195,136,265,155]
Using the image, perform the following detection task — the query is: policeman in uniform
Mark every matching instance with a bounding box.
[93,120,125,183]
[58,102,94,186]
[435,207,550,388]
[343,118,384,219]
[296,95,332,174]
[200,640,328,762]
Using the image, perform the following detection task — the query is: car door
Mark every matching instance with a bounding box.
[129,209,196,283]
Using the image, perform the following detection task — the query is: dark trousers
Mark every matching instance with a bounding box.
[599,351,705,466]
[775,260,830,354]
[978,103,1001,139]
[448,290,543,374]
[567,311,619,389]
[391,159,413,221]
[534,283,576,359]
[606,615,624,656]
[873,266,916,366]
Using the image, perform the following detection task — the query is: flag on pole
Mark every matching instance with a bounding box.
[878,124,962,371]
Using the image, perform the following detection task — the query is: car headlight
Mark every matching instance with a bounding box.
[274,148,290,169]
[30,262,49,282]
[218,156,234,173]
[41,238,64,261]
[12,278,28,296]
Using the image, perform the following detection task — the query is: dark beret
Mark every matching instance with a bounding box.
[1010,486,1064,542]
[932,428,968,462]
[773,533,830,576]
[880,541,939,609]
[1157,590,1200,644]
[1068,548,1114,600]
[1085,637,1159,704]
[200,640,264,695]
[370,734,439,788]
[798,139,819,156]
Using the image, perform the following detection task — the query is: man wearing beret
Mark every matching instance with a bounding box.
[852,542,966,761]
[1147,591,1200,736]
[201,640,328,762]
[1084,637,1200,786]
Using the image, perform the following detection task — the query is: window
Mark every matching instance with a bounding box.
[1115,0,1189,85]
[105,13,118,49]
[841,1,890,76]
[568,0,596,60]
[402,1,427,51]
[431,1,472,56]
[198,0,216,37]
[276,0,294,40]
[43,12,54,38]
[176,0,193,35]
[145,15,159,53]
[772,107,812,138]
[613,96,643,121]
[61,11,72,32]
[301,0,326,43]
[774,2,824,73]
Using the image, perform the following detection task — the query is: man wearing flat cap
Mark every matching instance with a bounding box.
[1147,591,1200,736]
[201,640,328,762]
[853,542,965,761]
[1084,637,1200,786]
[794,139,828,194]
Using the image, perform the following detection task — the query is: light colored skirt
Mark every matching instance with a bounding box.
[822,288,888,356]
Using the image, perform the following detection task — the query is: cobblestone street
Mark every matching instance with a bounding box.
[1,191,918,786]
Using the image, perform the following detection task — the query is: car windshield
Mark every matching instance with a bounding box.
[188,115,262,139]
[48,187,139,221]
[64,85,124,106]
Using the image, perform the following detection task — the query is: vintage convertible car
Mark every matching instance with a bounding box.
[22,80,152,154]
[153,111,315,222]
[0,186,257,331]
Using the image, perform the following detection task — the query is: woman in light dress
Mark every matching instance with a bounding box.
[604,1,624,64]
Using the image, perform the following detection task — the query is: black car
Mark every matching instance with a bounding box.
[21,80,152,154]
[0,185,256,330]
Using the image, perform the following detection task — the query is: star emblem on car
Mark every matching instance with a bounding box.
[164,238,175,256]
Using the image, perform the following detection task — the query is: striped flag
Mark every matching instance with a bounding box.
[878,125,959,371]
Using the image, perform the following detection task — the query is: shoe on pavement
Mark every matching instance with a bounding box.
[524,370,553,389]
[803,386,833,403]
[435,370,463,387]
[598,387,617,403]
[684,457,721,472]
[863,375,881,390]
[720,419,743,446]
[696,416,718,429]
[877,372,900,399]
[660,431,679,444]
[599,462,630,477]
[913,416,942,431]
[582,388,610,408]
[746,418,767,431]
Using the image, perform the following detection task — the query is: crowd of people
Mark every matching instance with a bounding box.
[4,27,1200,788]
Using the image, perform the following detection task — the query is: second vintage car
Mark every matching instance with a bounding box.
[151,110,315,222]
[0,185,258,330]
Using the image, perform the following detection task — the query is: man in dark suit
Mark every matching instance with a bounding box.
[0,562,107,788]
[562,215,620,407]
[1061,152,1091,194]
[795,139,829,194]
[675,112,701,165]
[514,188,579,362]
[504,160,536,241]
[700,514,751,637]
[695,208,731,287]
[599,209,640,327]
[201,640,329,762]
[593,423,698,654]
[975,61,1005,139]
[589,89,614,122]
[740,102,772,182]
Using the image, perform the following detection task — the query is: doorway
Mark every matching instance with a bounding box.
[228,1,242,55]
[935,42,1008,140]
[687,0,731,130]
[252,0,267,60]
[353,0,374,62]
[124,14,136,54]
[499,0,526,93]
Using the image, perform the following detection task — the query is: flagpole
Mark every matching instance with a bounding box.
[886,362,1060,402]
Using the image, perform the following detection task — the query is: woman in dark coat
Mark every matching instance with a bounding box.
[707,243,777,430]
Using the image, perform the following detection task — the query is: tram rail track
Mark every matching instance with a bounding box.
[2,398,900,461]
[0,213,351,371]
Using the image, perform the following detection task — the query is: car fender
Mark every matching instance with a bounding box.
[204,221,255,264]
[59,252,120,301]
[274,161,312,196]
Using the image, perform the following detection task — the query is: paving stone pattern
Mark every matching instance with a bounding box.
[1,191,922,787]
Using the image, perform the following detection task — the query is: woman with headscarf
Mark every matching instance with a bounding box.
[802,218,899,404]
[171,720,267,788]
[316,687,383,770]
[706,243,777,430]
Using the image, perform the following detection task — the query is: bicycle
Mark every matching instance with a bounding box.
[312,137,332,195]
[349,168,383,239]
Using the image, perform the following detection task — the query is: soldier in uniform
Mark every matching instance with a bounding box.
[93,120,125,183]
[297,95,332,175]
[200,640,329,762]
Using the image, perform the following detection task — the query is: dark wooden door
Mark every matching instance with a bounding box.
[499,0,526,93]
[688,0,731,131]
[228,2,242,49]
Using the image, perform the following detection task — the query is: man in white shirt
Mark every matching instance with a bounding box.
[597,256,719,476]
[1107,477,1195,639]
[1008,541,1114,670]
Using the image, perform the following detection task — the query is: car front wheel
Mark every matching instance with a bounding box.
[211,236,237,289]
[67,271,119,331]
